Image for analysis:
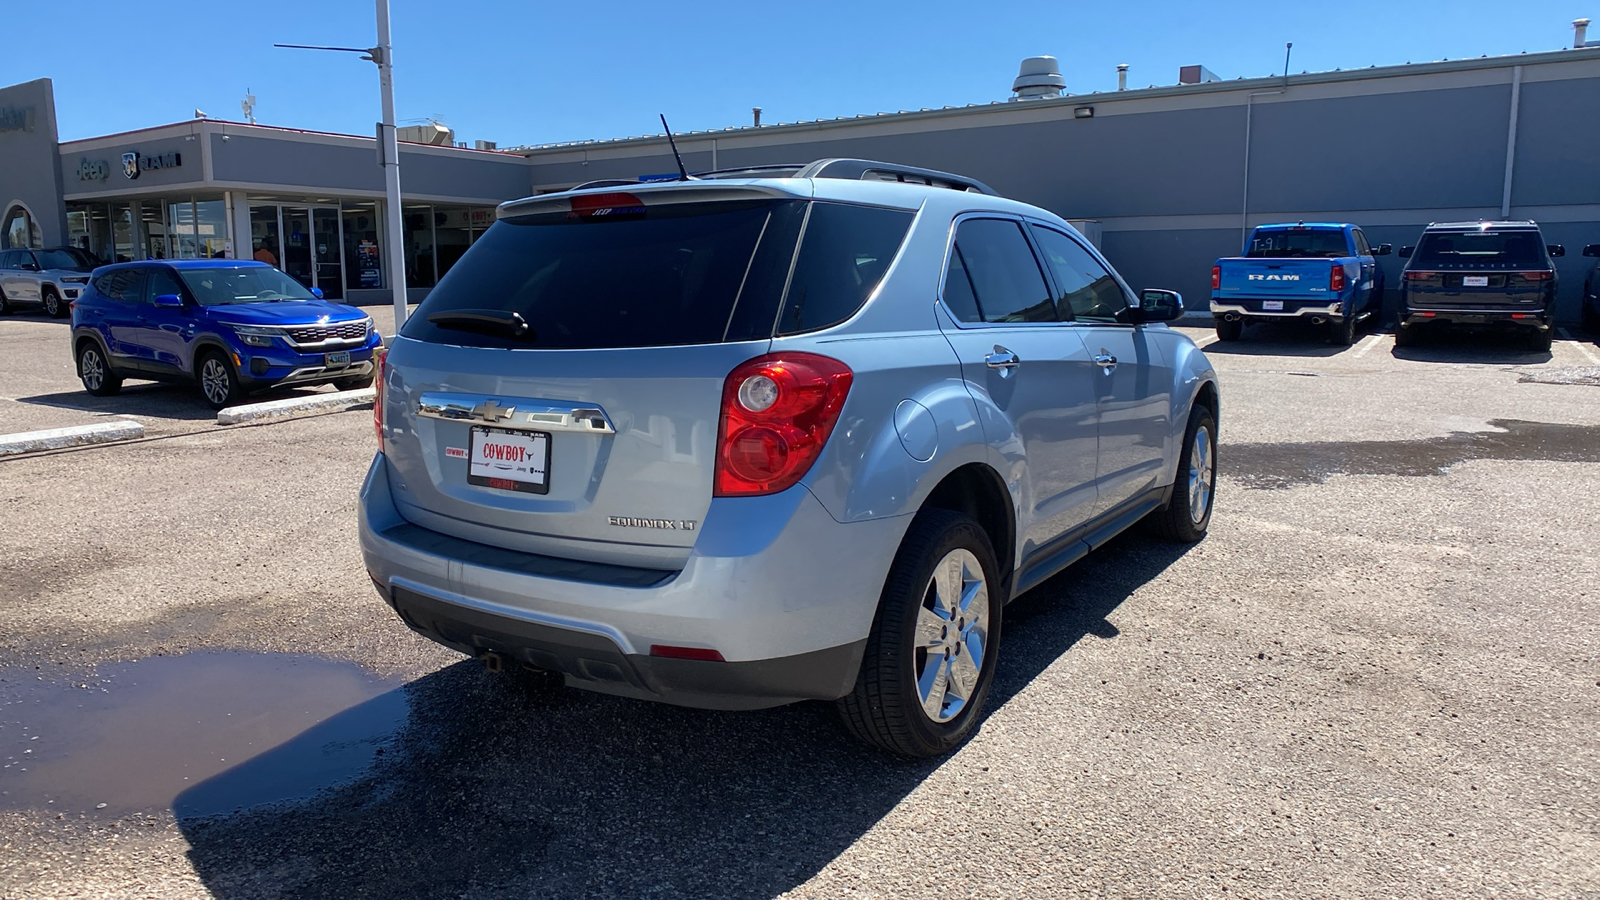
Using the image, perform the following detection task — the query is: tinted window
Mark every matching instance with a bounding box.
[177,266,316,306]
[945,218,1055,324]
[145,268,187,303]
[1246,229,1349,258]
[1030,225,1129,323]
[941,246,983,323]
[94,268,146,303]
[405,199,793,350]
[775,203,913,335]
[1412,230,1547,269]
[0,250,15,269]
[1352,230,1372,257]
[37,249,97,271]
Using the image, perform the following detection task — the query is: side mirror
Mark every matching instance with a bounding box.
[1373,243,1392,256]
[19,262,39,272]
[1582,243,1600,258]
[1398,246,1414,259]
[1132,289,1183,323]
[152,293,184,308]
[1547,244,1565,258]
[311,286,325,299]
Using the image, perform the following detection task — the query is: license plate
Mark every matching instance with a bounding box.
[325,350,351,367]
[1462,276,1489,287]
[1262,300,1284,311]
[468,427,550,494]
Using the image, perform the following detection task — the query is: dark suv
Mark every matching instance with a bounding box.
[1395,221,1562,350]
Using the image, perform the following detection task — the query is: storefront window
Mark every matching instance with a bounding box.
[343,201,382,291]
[66,206,109,261]
[403,204,435,288]
[166,198,195,259]
[2,205,42,250]
[138,200,167,259]
[196,198,227,258]
[110,203,136,263]
[249,206,280,267]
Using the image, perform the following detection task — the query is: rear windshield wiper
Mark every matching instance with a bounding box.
[426,309,536,341]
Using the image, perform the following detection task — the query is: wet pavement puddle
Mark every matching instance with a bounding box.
[0,652,407,819]
[1225,419,1600,489]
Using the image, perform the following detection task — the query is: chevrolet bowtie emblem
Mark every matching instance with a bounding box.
[470,400,515,422]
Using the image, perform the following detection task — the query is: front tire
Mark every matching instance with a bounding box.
[1149,404,1217,543]
[198,351,242,409]
[78,343,122,397]
[838,509,1002,758]
[42,287,67,319]
[1214,317,1244,342]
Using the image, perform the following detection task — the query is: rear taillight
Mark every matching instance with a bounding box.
[715,353,853,497]
[1403,271,1440,283]
[1514,271,1553,281]
[1330,265,1346,292]
[373,346,387,452]
[1211,266,1220,290]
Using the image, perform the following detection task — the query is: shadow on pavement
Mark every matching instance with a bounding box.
[1200,320,1361,358]
[1389,327,1552,364]
[177,533,1192,899]
[17,381,341,423]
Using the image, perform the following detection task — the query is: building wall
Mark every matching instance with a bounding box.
[0,79,68,247]
[524,51,1600,322]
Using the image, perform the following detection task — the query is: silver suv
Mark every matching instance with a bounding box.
[0,247,99,318]
[360,159,1220,757]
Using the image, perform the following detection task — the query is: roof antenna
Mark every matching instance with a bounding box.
[659,114,692,181]
[1283,42,1293,86]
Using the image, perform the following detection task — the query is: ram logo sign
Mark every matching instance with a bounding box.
[1247,273,1300,281]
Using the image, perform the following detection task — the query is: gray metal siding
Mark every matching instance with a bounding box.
[0,79,68,246]
[210,133,530,202]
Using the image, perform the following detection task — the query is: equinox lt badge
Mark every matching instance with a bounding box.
[608,516,696,531]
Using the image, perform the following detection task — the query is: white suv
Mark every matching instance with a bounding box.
[0,247,99,317]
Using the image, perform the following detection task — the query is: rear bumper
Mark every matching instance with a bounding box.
[1398,307,1552,329]
[1211,301,1346,320]
[358,453,907,710]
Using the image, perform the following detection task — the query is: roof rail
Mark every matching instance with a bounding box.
[567,159,999,196]
[796,159,999,196]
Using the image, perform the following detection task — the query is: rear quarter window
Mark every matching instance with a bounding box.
[774,203,915,335]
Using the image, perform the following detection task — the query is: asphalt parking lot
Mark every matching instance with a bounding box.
[1,316,1597,899]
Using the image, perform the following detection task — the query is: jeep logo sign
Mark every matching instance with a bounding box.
[1247,273,1300,281]
[121,150,183,180]
[77,158,110,182]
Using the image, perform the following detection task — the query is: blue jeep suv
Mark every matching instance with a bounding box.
[360,159,1220,757]
[71,260,381,408]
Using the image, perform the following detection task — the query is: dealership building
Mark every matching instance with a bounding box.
[2,33,1598,315]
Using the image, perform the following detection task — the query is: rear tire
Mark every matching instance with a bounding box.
[198,350,242,409]
[838,509,1002,758]
[0,287,11,315]
[1328,312,1357,346]
[1582,302,1599,335]
[1214,318,1244,342]
[1394,323,1421,348]
[1526,328,1553,352]
[42,287,67,319]
[77,343,122,397]
[1149,404,1217,543]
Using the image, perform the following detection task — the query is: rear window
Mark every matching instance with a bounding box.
[1246,229,1349,259]
[403,198,913,350]
[1412,231,1547,269]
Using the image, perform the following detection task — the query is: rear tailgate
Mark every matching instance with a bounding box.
[382,338,767,570]
[1216,257,1335,307]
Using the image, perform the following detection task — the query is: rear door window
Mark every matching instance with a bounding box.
[94,268,146,302]
[1029,225,1130,323]
[942,218,1056,324]
[1413,231,1547,268]
[774,202,914,335]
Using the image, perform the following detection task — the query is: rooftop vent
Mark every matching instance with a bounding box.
[1577,18,1595,48]
[1178,65,1221,85]
[396,122,453,146]
[473,139,497,151]
[1011,56,1066,101]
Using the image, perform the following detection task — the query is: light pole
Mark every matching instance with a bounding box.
[275,0,410,329]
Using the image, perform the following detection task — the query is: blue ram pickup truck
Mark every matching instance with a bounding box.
[1210,223,1390,345]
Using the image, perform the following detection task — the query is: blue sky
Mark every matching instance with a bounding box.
[6,1,1591,146]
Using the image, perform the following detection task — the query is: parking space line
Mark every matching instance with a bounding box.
[1193,334,1219,349]
[1558,329,1599,365]
[1351,333,1384,359]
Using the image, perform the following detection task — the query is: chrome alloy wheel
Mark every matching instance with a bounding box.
[201,357,231,406]
[913,548,990,723]
[80,348,104,391]
[1188,424,1215,525]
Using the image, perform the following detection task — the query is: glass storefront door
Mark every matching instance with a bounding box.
[282,207,314,288]
[313,208,344,299]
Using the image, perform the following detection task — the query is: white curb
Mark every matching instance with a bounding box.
[0,420,146,456]
[217,388,376,426]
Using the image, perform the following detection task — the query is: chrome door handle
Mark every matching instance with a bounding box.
[1093,352,1118,370]
[985,346,1021,369]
